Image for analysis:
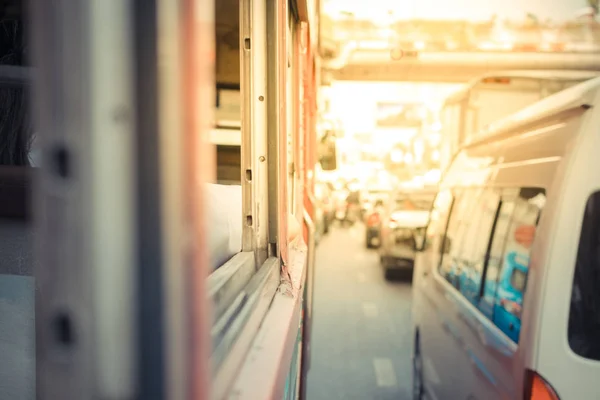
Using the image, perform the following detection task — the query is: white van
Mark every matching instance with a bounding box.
[411,76,600,399]
[440,70,600,170]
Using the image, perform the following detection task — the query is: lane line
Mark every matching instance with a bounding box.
[372,358,398,387]
[362,302,379,318]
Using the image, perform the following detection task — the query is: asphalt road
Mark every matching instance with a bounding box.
[306,222,415,400]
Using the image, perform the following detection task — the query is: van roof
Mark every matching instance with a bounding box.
[476,70,600,81]
[462,76,600,151]
[444,70,600,105]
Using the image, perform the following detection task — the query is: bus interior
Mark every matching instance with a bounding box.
[214,0,242,185]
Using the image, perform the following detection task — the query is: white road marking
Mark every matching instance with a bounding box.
[362,302,379,318]
[373,358,398,387]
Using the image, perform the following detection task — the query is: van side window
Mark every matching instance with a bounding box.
[438,188,500,304]
[479,199,516,320]
[438,188,478,285]
[455,189,500,305]
[483,187,545,343]
[424,189,453,253]
[568,191,600,361]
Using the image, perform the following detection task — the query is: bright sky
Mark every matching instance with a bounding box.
[326,81,461,134]
[323,0,589,21]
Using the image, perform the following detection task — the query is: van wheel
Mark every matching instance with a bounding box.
[413,333,424,400]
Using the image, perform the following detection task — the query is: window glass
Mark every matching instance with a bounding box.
[438,188,499,304]
[439,188,479,284]
[568,191,600,361]
[490,187,545,343]
[479,200,515,320]
[511,269,527,292]
[465,105,477,141]
[424,189,452,252]
[455,189,500,305]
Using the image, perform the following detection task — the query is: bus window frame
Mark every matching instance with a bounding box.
[240,0,269,264]
[32,0,140,398]
[210,0,299,396]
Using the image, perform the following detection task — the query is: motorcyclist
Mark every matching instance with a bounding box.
[373,198,385,212]
[346,188,360,206]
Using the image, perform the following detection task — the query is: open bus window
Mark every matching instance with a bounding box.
[0,16,32,167]
[568,191,600,361]
[213,0,241,185]
[207,0,244,272]
[0,3,35,399]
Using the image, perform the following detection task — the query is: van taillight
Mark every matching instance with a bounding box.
[524,370,559,400]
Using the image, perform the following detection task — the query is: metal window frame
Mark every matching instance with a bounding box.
[210,0,315,398]
[210,0,286,396]
[266,0,289,264]
[32,0,137,398]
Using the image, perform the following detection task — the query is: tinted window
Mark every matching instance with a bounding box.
[480,200,516,320]
[439,189,479,283]
[457,189,500,304]
[511,269,527,292]
[484,187,545,343]
[424,190,452,252]
[568,191,600,361]
[439,188,500,304]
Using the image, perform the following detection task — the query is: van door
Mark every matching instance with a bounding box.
[433,187,501,399]
[469,187,545,400]
[415,188,481,400]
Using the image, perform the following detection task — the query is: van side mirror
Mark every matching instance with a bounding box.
[318,133,337,171]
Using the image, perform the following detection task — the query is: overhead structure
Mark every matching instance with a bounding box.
[323,46,600,82]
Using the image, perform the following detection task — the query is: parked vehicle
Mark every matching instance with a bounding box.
[365,199,387,249]
[315,182,335,234]
[360,187,390,221]
[379,189,434,279]
[339,186,361,227]
[411,77,600,400]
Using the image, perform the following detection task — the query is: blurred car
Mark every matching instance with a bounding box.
[379,188,435,279]
[333,189,348,222]
[365,199,386,248]
[314,203,325,244]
